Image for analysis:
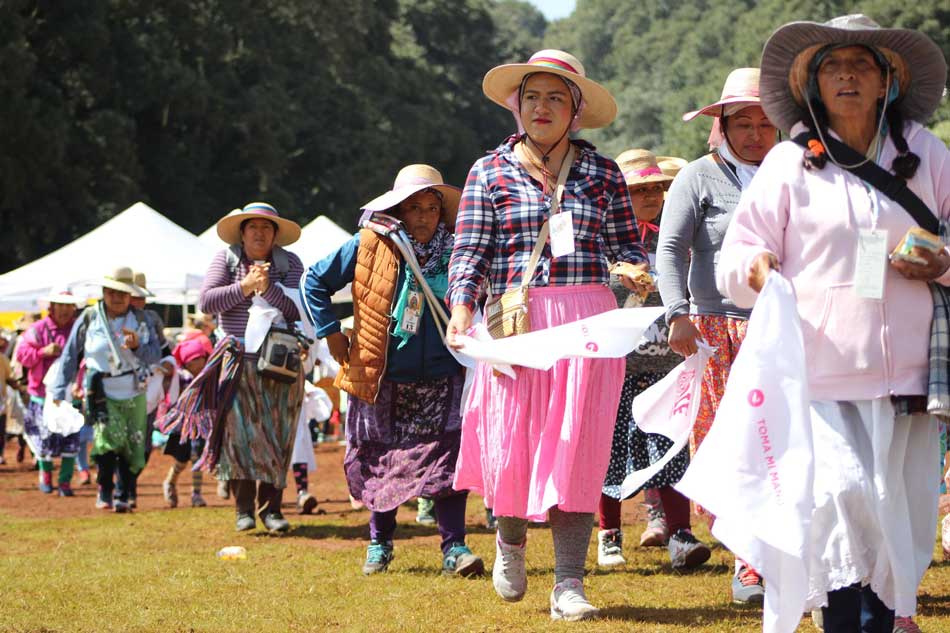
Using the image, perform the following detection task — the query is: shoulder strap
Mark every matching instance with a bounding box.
[515,144,576,291]
[225,244,242,275]
[708,151,742,190]
[791,131,939,235]
[271,245,290,278]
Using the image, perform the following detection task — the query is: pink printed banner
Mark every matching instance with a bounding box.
[618,343,713,498]
[455,307,665,373]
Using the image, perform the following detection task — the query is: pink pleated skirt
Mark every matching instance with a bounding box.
[453,284,624,521]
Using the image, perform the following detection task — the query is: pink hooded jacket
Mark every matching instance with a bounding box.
[717,122,950,401]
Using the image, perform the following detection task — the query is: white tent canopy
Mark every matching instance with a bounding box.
[197,214,354,303]
[0,202,218,311]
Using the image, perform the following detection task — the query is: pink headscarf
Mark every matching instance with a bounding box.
[173,334,213,367]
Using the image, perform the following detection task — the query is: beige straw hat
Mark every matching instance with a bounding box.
[361,165,461,230]
[482,49,618,129]
[132,272,154,298]
[615,150,675,188]
[102,266,144,295]
[216,202,302,247]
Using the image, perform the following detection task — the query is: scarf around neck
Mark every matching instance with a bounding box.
[716,140,760,190]
[391,223,454,349]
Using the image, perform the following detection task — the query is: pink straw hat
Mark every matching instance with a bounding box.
[682,68,762,121]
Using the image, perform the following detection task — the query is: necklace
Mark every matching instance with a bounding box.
[518,138,567,194]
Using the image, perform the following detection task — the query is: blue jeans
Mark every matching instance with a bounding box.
[76,425,95,471]
[822,583,894,632]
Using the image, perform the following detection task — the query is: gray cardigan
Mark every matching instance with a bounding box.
[656,153,752,325]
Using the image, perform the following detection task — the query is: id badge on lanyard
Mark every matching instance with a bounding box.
[400,290,422,334]
[549,211,575,258]
[854,187,887,300]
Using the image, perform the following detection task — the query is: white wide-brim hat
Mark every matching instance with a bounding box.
[361,164,461,230]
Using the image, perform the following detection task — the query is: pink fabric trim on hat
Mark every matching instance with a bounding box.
[528,56,580,74]
[243,204,279,218]
[625,166,663,179]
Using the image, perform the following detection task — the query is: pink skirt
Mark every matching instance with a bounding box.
[453,284,624,521]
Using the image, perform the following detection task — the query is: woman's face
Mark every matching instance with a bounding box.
[49,302,77,328]
[241,219,277,260]
[102,287,131,317]
[520,73,574,146]
[397,190,442,244]
[723,106,777,163]
[185,356,208,375]
[817,46,886,127]
[627,183,666,222]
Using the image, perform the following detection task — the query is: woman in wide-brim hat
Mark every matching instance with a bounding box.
[199,202,305,534]
[16,288,83,495]
[594,149,710,573]
[656,67,780,603]
[717,14,949,631]
[445,49,652,620]
[301,164,485,578]
[49,267,162,511]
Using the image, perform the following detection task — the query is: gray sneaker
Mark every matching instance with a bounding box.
[732,565,765,605]
[550,578,600,621]
[492,536,527,602]
[667,529,711,570]
[262,512,290,533]
[235,512,256,532]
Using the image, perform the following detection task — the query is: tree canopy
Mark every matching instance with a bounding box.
[1,0,946,273]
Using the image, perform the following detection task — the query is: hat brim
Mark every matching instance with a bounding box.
[131,286,154,299]
[682,96,762,121]
[362,183,462,232]
[44,294,84,307]
[656,156,688,177]
[760,20,947,133]
[483,64,618,129]
[624,173,674,187]
[101,279,142,295]
[216,212,302,247]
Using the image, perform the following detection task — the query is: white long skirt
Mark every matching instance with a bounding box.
[807,398,940,616]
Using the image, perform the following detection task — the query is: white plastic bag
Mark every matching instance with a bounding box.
[42,398,86,436]
[677,273,814,633]
[245,295,283,353]
[618,343,713,498]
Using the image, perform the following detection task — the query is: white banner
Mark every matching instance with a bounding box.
[618,343,712,498]
[455,307,665,373]
[676,273,814,633]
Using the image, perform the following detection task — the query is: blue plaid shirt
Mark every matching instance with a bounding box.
[449,136,647,310]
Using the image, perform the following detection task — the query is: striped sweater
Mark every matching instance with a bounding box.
[199,248,303,357]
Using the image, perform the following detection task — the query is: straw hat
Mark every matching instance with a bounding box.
[102,266,144,295]
[657,156,688,178]
[615,150,675,188]
[361,164,461,229]
[483,50,618,129]
[132,272,154,298]
[215,202,302,247]
[683,68,762,121]
[44,287,84,307]
[760,14,947,133]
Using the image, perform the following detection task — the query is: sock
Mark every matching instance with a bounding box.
[598,493,622,531]
[496,516,529,545]
[192,470,202,495]
[658,486,691,534]
[292,462,308,495]
[550,507,593,584]
[58,456,76,484]
[38,459,53,472]
[166,460,187,484]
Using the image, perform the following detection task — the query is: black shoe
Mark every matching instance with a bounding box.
[262,512,290,533]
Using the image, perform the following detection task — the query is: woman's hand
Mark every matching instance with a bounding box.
[325,331,350,366]
[121,327,139,350]
[240,263,270,296]
[617,262,655,297]
[668,315,702,357]
[748,252,780,293]
[446,305,473,350]
[890,247,950,282]
[41,342,62,358]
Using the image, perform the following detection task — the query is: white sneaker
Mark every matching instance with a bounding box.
[550,578,599,621]
[597,529,626,567]
[492,535,527,602]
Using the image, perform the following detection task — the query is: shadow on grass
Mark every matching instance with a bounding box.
[597,604,762,624]
[588,562,732,578]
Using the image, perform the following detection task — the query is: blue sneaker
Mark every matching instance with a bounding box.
[442,543,485,577]
[362,540,394,575]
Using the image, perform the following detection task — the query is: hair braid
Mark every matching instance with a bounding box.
[886,107,920,180]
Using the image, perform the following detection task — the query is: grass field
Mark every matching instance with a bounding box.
[2,445,950,632]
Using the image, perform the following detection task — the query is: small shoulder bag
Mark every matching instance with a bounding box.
[485,145,575,339]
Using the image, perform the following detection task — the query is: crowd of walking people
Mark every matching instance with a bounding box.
[2,13,950,633]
